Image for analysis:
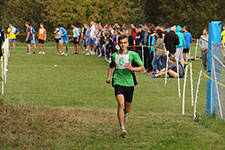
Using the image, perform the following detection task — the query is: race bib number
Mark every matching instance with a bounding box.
[115,54,129,69]
[12,27,16,34]
[40,29,44,34]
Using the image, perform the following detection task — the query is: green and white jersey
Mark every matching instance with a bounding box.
[110,51,143,87]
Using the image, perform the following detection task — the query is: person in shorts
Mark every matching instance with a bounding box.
[106,34,145,138]
[182,26,192,63]
[30,25,36,54]
[7,23,19,53]
[38,23,47,55]
[58,24,69,56]
[72,23,80,55]
[54,25,62,54]
[25,22,32,54]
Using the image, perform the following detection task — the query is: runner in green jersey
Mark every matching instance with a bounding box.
[106,34,145,138]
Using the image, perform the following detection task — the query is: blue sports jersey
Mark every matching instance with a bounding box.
[60,27,69,41]
[86,29,90,38]
[183,32,192,49]
[31,28,35,40]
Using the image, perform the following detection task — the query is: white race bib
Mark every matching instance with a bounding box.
[115,54,129,69]
[12,27,16,34]
[40,29,44,34]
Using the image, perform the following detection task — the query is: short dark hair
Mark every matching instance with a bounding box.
[72,23,76,26]
[25,22,31,26]
[183,25,188,31]
[57,24,62,28]
[118,34,128,42]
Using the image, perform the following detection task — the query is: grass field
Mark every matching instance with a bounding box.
[1,42,225,150]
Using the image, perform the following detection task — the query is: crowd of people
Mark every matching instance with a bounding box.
[3,21,219,77]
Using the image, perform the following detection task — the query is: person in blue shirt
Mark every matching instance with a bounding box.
[30,25,36,54]
[182,26,192,63]
[58,24,69,56]
[72,23,80,55]
[85,24,91,55]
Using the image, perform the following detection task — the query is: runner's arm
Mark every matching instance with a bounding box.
[106,61,115,84]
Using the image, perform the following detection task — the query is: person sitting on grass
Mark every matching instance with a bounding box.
[150,56,184,78]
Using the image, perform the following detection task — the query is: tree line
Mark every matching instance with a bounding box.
[0,0,225,38]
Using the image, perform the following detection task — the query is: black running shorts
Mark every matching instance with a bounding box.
[183,49,190,53]
[114,85,134,103]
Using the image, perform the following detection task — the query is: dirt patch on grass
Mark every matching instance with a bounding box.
[0,104,115,149]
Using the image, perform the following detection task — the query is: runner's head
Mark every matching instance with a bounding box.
[9,23,13,27]
[57,24,62,29]
[71,23,76,28]
[40,23,44,28]
[118,34,129,51]
[25,22,31,28]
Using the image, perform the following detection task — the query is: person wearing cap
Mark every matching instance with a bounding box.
[175,25,186,66]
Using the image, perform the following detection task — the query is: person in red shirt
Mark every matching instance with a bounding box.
[38,23,47,55]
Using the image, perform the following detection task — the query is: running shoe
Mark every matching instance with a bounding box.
[65,53,68,56]
[150,75,157,78]
[33,51,35,54]
[85,53,90,55]
[38,51,42,55]
[121,129,127,138]
[42,52,45,55]
[97,54,102,57]
[26,52,32,54]
[147,72,154,75]
[61,52,65,56]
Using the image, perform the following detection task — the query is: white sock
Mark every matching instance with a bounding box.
[121,126,125,131]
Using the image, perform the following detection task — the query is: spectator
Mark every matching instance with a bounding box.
[54,25,62,55]
[164,25,179,55]
[152,29,164,73]
[182,26,193,63]
[72,23,80,55]
[199,28,209,73]
[0,25,5,57]
[135,25,144,57]
[90,21,97,55]
[221,25,225,47]
[175,25,186,66]
[25,22,32,54]
[150,56,184,78]
[38,23,47,55]
[30,25,35,54]
[7,23,19,53]
[147,24,156,75]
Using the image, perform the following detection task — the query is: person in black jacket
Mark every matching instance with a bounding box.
[164,26,179,55]
[0,26,5,57]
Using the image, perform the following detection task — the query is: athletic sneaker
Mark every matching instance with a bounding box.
[65,53,68,56]
[38,51,42,55]
[33,51,35,54]
[61,52,65,56]
[150,75,157,78]
[26,52,32,54]
[147,72,154,75]
[85,53,90,55]
[121,129,127,138]
[42,52,45,55]
[82,52,86,55]
[98,54,102,57]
